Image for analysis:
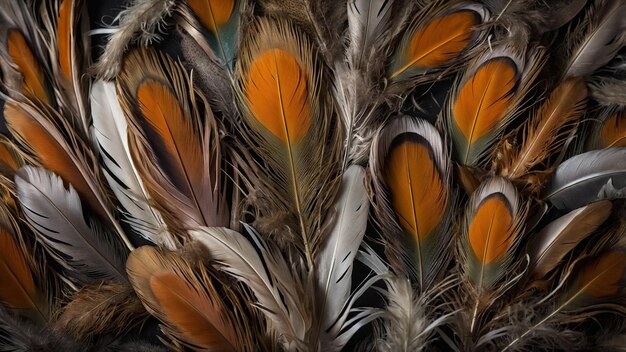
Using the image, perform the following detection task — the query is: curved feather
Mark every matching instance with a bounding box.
[464,177,522,290]
[588,107,626,150]
[190,226,309,349]
[390,3,488,81]
[447,46,544,166]
[500,78,587,179]
[527,200,612,280]
[236,18,341,268]
[15,166,127,285]
[118,48,228,232]
[564,0,626,79]
[370,116,451,289]
[545,148,626,210]
[315,165,370,349]
[90,80,176,249]
[127,246,248,352]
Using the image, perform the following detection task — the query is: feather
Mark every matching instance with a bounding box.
[544,148,626,210]
[315,165,375,350]
[4,101,133,248]
[390,3,488,81]
[347,0,394,70]
[587,107,626,150]
[587,54,626,106]
[126,246,249,352]
[183,0,240,69]
[53,282,148,342]
[370,116,451,289]
[90,80,176,249]
[190,226,310,350]
[0,227,48,324]
[0,307,80,352]
[15,166,128,285]
[117,48,229,232]
[446,45,544,166]
[498,78,588,179]
[52,0,89,133]
[0,137,20,172]
[235,18,341,267]
[92,0,176,80]
[503,250,626,351]
[464,177,523,290]
[527,200,612,280]
[4,29,50,104]
[563,0,626,79]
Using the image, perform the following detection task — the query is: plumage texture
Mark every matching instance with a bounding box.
[0,1,625,351]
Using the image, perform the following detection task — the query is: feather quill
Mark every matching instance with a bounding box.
[15,166,128,285]
[544,148,626,210]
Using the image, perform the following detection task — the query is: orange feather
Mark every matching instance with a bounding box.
[245,48,311,144]
[601,110,626,148]
[57,0,73,81]
[150,272,236,352]
[392,11,478,79]
[6,30,49,104]
[577,251,626,298]
[454,58,517,148]
[3,103,102,218]
[0,141,19,171]
[187,0,235,34]
[384,139,447,241]
[469,195,514,264]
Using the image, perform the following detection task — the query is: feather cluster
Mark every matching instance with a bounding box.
[0,0,625,351]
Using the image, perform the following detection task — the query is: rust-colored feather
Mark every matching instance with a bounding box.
[0,228,47,323]
[57,0,74,81]
[3,103,101,217]
[0,139,19,172]
[575,251,626,299]
[187,0,235,35]
[469,195,514,265]
[454,58,517,148]
[245,48,311,144]
[600,110,626,148]
[127,246,245,351]
[6,30,49,104]
[500,78,587,179]
[385,139,447,242]
[391,11,478,79]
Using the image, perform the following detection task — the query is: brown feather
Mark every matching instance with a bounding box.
[6,30,50,104]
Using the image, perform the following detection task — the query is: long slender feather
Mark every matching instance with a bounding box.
[90,80,176,249]
[527,200,612,280]
[315,165,371,350]
[117,48,228,232]
[563,0,626,79]
[15,166,128,285]
[544,148,626,210]
[3,30,51,104]
[498,78,588,179]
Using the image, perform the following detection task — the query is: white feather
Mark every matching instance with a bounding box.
[90,80,176,249]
